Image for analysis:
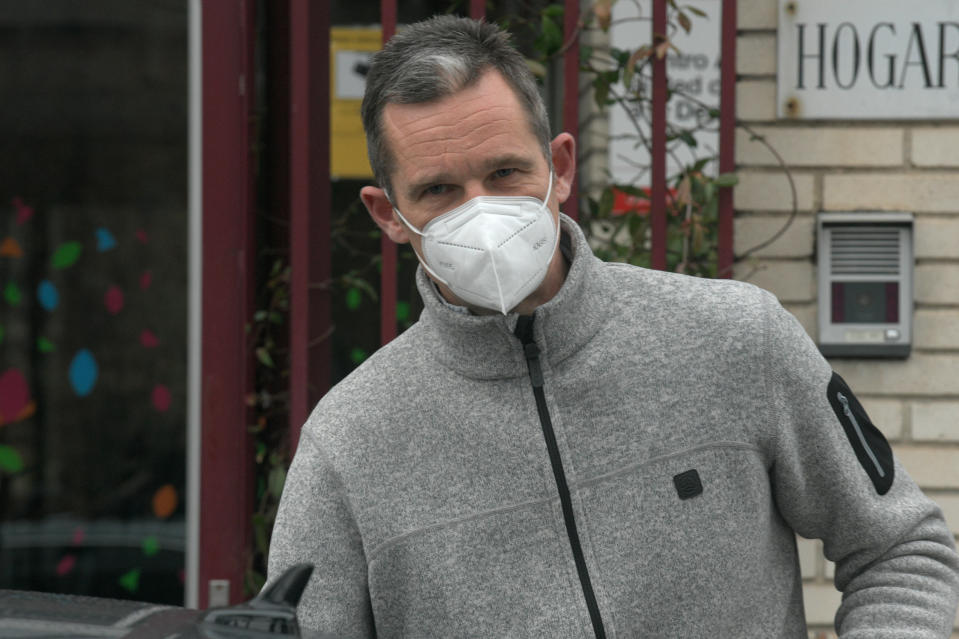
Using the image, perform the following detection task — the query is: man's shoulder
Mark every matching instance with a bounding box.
[302,321,436,446]
[599,260,776,328]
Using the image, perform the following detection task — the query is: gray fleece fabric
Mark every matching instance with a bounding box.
[268,215,959,637]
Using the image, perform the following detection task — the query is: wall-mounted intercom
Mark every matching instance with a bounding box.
[817,212,913,358]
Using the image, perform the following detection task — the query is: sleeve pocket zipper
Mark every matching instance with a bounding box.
[837,392,885,479]
[827,372,894,495]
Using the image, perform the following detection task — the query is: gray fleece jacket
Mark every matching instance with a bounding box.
[268,215,959,638]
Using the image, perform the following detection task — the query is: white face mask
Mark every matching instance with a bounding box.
[392,173,558,315]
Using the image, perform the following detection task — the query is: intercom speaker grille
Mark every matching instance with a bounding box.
[830,228,900,276]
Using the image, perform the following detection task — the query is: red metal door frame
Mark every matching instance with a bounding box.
[288,1,332,451]
[199,0,256,608]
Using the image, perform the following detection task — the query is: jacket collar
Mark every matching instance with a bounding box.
[415,214,615,379]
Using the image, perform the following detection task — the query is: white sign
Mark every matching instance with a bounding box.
[778,0,959,119]
[608,0,721,184]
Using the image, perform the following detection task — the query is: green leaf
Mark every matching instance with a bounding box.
[345,287,362,311]
[579,45,593,65]
[395,301,411,323]
[542,3,564,18]
[598,188,615,218]
[255,347,275,368]
[714,173,739,187]
[537,14,563,56]
[0,446,24,473]
[350,347,367,365]
[679,130,697,148]
[51,242,82,269]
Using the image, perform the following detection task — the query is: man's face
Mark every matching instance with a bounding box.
[383,69,555,233]
[361,69,575,313]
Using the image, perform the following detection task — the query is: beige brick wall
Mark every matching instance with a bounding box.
[735,4,959,636]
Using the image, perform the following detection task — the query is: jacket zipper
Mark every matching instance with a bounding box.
[515,315,607,639]
[836,392,886,478]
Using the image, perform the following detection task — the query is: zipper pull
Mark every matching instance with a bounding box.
[514,315,544,388]
[837,392,853,417]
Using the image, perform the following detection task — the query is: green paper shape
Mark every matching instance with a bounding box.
[4,282,21,306]
[118,568,141,592]
[349,347,367,365]
[37,337,54,353]
[51,242,82,269]
[345,287,362,310]
[0,446,24,473]
[142,536,159,557]
[395,301,411,323]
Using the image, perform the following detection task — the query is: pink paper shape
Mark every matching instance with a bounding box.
[135,229,148,244]
[140,330,159,348]
[12,197,34,225]
[0,369,32,424]
[140,271,152,290]
[56,554,76,577]
[104,286,124,315]
[152,384,172,413]
[72,526,85,545]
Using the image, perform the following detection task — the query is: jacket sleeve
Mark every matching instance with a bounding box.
[267,429,375,638]
[758,291,959,637]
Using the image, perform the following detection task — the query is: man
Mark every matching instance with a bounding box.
[268,15,959,637]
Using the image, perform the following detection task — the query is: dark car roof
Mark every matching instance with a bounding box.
[0,589,201,638]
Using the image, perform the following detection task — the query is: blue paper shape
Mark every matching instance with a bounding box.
[37,280,59,311]
[95,228,117,252]
[68,349,98,397]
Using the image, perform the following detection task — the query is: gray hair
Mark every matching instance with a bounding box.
[360,15,552,196]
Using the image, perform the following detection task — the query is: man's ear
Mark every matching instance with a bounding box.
[360,185,411,244]
[549,132,576,205]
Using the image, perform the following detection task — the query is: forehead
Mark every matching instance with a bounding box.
[381,71,542,187]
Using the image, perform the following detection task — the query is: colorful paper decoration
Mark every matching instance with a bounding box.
[140,329,159,348]
[95,228,117,252]
[0,237,23,258]
[135,229,148,244]
[152,484,178,519]
[37,280,59,311]
[0,445,24,473]
[118,568,141,593]
[68,349,98,397]
[56,555,77,577]
[51,242,82,269]
[104,286,124,315]
[4,282,21,306]
[0,369,35,425]
[37,337,55,353]
[151,384,171,412]
[139,271,152,290]
[12,197,33,225]
[142,536,159,557]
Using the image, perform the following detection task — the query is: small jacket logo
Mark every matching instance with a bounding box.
[532,237,547,250]
[673,469,703,500]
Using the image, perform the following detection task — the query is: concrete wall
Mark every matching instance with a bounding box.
[735,0,959,635]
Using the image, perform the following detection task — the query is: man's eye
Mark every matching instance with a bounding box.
[493,168,516,179]
[424,184,448,196]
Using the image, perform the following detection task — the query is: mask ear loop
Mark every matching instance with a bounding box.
[383,191,452,287]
